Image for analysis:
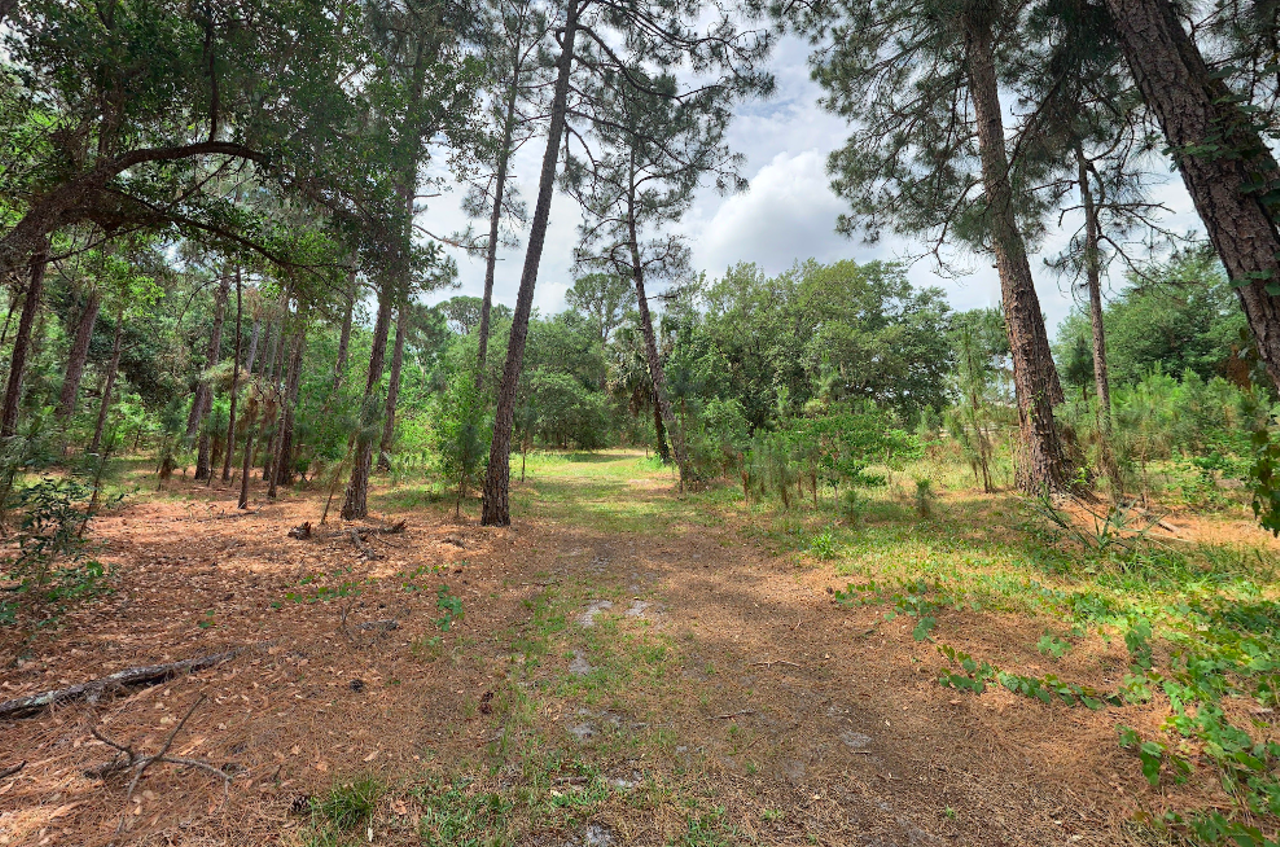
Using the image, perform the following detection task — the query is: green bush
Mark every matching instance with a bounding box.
[1,478,111,629]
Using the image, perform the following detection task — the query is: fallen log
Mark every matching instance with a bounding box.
[0,645,257,720]
[312,520,406,541]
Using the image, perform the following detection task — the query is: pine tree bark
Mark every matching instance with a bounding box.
[89,315,124,455]
[334,278,355,395]
[627,187,685,477]
[477,70,523,389]
[270,320,306,497]
[482,0,581,527]
[264,317,282,383]
[963,12,1072,493]
[1103,0,1280,391]
[1076,148,1116,482]
[188,275,231,444]
[377,311,406,473]
[1,242,48,439]
[222,267,243,482]
[652,396,671,463]
[238,425,255,510]
[55,289,101,423]
[340,288,392,520]
[244,318,261,376]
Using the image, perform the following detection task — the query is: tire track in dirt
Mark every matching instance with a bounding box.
[544,477,1116,846]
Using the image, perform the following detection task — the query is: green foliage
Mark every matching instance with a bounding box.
[1025,493,1159,557]
[1054,249,1250,391]
[699,261,953,427]
[1,477,112,630]
[833,578,954,641]
[435,584,464,632]
[945,308,1010,493]
[913,477,934,517]
[312,776,382,831]
[807,529,839,561]
[743,405,920,507]
[431,369,491,517]
[526,371,610,450]
[1036,633,1072,659]
[416,779,513,847]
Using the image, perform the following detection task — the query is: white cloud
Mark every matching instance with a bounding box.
[423,33,1205,341]
[687,149,849,277]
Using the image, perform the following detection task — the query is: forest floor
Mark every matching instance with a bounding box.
[1,450,1278,847]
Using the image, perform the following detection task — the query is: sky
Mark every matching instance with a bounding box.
[425,34,1207,340]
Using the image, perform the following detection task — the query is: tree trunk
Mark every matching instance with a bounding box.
[222,267,243,482]
[2,242,48,438]
[377,311,406,473]
[188,276,231,444]
[264,317,282,383]
[1104,0,1280,392]
[0,289,20,350]
[652,398,671,464]
[238,426,255,509]
[627,189,685,476]
[270,319,306,497]
[56,289,101,424]
[477,71,522,389]
[340,288,392,520]
[963,13,1072,493]
[334,271,355,394]
[244,318,261,376]
[89,315,124,455]
[482,0,581,527]
[1076,148,1116,483]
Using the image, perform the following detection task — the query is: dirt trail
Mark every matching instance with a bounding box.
[0,460,1148,846]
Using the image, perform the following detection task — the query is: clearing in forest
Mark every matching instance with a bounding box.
[1,450,1277,846]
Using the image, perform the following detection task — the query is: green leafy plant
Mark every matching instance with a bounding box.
[1,477,114,630]
[1036,633,1072,659]
[436,585,464,631]
[313,775,382,830]
[913,477,934,518]
[807,529,839,561]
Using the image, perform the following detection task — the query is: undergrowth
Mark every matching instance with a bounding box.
[821,491,1280,846]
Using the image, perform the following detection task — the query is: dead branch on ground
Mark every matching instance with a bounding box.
[87,695,234,833]
[0,645,263,719]
[348,527,382,560]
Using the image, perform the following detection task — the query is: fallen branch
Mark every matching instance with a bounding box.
[313,520,406,542]
[0,761,25,779]
[714,709,755,720]
[356,619,399,632]
[752,660,800,669]
[0,644,260,719]
[88,695,234,833]
[348,528,382,560]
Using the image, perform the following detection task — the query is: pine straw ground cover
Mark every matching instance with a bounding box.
[0,450,1277,846]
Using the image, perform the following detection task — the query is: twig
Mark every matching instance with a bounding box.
[0,761,25,779]
[714,709,755,720]
[89,695,234,834]
[752,660,800,668]
[348,528,383,560]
